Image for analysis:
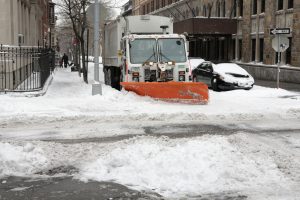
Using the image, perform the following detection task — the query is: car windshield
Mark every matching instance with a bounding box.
[129,39,157,64]
[157,38,186,63]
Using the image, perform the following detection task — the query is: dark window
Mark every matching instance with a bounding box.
[251,39,256,61]
[288,0,294,9]
[239,0,243,17]
[286,37,292,64]
[203,5,207,17]
[222,1,225,17]
[217,2,220,17]
[13,71,16,85]
[151,0,154,12]
[259,38,264,62]
[142,5,146,14]
[261,0,265,13]
[233,1,237,17]
[156,0,160,10]
[162,0,165,7]
[196,6,199,15]
[168,0,172,5]
[147,3,150,13]
[252,0,257,14]
[232,39,236,59]
[278,0,283,10]
[238,39,242,60]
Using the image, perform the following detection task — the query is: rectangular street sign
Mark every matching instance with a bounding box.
[270,28,291,35]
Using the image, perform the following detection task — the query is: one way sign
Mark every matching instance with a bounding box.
[270,28,291,35]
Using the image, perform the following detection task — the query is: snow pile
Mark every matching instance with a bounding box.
[0,142,48,178]
[79,135,289,198]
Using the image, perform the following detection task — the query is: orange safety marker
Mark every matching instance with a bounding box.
[121,82,209,104]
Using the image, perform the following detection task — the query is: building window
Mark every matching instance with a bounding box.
[251,39,256,61]
[147,3,150,13]
[142,5,146,14]
[252,0,257,15]
[196,6,199,16]
[232,39,236,59]
[203,5,207,17]
[217,1,221,17]
[238,39,242,60]
[168,0,172,5]
[277,0,283,10]
[233,0,237,17]
[259,38,264,62]
[151,0,154,12]
[261,0,265,13]
[156,0,160,10]
[288,0,294,9]
[239,0,243,17]
[13,71,16,86]
[286,37,292,64]
[162,0,165,7]
[222,1,225,17]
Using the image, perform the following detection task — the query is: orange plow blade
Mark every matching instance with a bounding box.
[121,82,209,104]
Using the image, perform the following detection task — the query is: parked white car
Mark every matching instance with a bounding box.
[192,62,255,91]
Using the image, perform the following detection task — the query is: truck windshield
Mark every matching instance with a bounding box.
[157,38,186,63]
[129,39,157,64]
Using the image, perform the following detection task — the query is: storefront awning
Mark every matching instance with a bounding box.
[174,18,237,35]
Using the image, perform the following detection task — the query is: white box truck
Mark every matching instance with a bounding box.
[103,15,208,104]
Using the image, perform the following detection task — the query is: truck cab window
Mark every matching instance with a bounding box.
[158,38,186,63]
[129,39,157,64]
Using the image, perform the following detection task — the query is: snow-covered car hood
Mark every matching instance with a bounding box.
[213,63,254,84]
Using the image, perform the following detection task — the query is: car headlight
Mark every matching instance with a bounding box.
[219,75,225,80]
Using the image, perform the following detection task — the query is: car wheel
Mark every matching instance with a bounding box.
[211,78,219,91]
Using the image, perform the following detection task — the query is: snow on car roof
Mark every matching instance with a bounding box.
[189,58,205,70]
[213,63,249,75]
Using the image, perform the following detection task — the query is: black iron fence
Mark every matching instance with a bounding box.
[0,45,55,92]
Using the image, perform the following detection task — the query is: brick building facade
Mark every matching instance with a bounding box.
[131,0,300,67]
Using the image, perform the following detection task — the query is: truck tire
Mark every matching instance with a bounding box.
[104,66,112,86]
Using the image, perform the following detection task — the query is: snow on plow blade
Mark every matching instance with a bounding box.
[121,82,209,104]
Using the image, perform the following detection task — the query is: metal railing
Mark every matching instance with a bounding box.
[0,45,55,92]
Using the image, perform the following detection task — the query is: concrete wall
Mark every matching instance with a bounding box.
[238,63,300,84]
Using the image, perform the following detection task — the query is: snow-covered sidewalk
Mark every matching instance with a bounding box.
[0,64,299,127]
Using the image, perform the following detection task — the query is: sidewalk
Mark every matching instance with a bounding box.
[255,79,300,92]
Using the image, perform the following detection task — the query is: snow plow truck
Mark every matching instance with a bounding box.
[103,15,209,104]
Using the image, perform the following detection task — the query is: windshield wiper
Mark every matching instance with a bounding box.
[158,44,173,62]
[143,46,156,64]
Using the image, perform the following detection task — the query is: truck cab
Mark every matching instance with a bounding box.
[122,34,190,84]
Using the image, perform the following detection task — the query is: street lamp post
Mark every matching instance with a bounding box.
[92,0,102,95]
